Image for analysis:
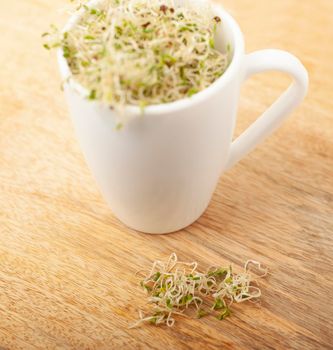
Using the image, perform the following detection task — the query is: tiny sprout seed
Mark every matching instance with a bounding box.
[160,5,168,14]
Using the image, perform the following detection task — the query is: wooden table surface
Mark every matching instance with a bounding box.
[1,0,332,349]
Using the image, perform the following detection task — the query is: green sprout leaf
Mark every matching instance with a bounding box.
[161,54,176,67]
[153,272,161,281]
[166,298,172,309]
[115,123,123,131]
[180,26,192,32]
[143,27,154,33]
[149,317,157,324]
[88,89,97,100]
[212,297,225,310]
[217,307,231,320]
[62,46,71,58]
[139,100,147,114]
[115,26,123,35]
[208,268,229,278]
[225,276,233,284]
[84,35,95,40]
[90,8,101,15]
[197,308,208,319]
[187,87,198,97]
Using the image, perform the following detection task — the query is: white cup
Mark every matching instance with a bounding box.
[58,1,308,234]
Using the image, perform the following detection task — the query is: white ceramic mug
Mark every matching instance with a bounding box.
[58,1,308,234]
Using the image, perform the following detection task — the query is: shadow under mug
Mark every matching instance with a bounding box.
[58,1,309,234]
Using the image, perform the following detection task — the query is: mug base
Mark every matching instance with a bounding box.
[114,206,209,235]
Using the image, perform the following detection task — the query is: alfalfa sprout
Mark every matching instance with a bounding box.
[130,253,268,328]
[43,0,230,112]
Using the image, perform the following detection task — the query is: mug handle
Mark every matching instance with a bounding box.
[225,49,309,170]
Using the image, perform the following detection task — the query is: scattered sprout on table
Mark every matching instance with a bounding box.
[130,253,268,328]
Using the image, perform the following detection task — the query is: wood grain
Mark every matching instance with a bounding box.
[0,0,332,349]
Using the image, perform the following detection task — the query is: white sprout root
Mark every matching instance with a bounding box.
[44,0,230,112]
[130,253,268,328]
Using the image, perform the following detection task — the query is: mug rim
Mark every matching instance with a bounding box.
[58,2,245,116]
